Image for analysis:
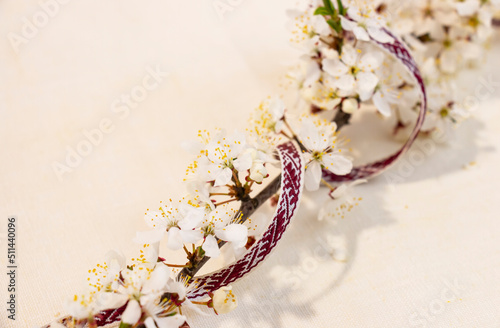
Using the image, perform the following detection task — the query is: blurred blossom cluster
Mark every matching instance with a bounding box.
[54,1,500,327]
[288,0,500,139]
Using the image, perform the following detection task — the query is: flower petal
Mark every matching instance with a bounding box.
[142,263,170,294]
[299,119,320,151]
[205,141,223,164]
[154,314,187,328]
[214,167,233,187]
[439,49,458,74]
[335,74,356,92]
[311,15,331,36]
[353,26,370,41]
[269,97,285,120]
[373,90,392,117]
[104,249,126,270]
[227,130,246,157]
[95,293,128,312]
[179,229,204,244]
[331,184,349,199]
[144,211,167,229]
[305,160,322,191]
[206,162,223,181]
[203,235,221,258]
[367,25,394,43]
[178,207,204,230]
[322,154,353,176]
[144,317,157,328]
[166,227,184,251]
[340,16,356,32]
[143,243,160,263]
[455,0,480,16]
[167,280,188,300]
[233,152,252,172]
[340,45,358,67]
[303,61,321,87]
[121,300,142,325]
[215,224,248,248]
[359,51,384,72]
[347,7,362,21]
[323,59,349,77]
[357,72,379,101]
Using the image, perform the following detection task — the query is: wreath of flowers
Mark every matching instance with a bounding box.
[43,0,499,327]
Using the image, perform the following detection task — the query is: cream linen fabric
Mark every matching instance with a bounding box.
[1,1,500,327]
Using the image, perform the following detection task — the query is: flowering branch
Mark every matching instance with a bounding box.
[177,174,282,281]
[176,106,354,284]
[44,1,500,327]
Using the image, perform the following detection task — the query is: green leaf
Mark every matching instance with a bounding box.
[196,246,205,259]
[337,0,346,15]
[119,323,132,328]
[332,10,339,21]
[314,7,331,16]
[327,19,342,34]
[322,0,335,14]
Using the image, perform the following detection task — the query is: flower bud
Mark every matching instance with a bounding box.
[342,98,358,114]
[212,286,237,314]
[249,162,268,183]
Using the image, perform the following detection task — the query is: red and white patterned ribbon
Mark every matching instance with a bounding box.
[187,26,427,299]
[323,26,428,182]
[187,141,305,299]
[90,21,427,326]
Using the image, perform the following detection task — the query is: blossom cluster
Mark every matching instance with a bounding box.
[57,246,237,328]
[51,1,499,327]
[288,0,499,139]
[56,96,355,327]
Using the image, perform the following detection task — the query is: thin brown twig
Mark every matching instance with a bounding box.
[213,198,237,206]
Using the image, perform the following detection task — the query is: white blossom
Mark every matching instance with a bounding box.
[198,205,248,258]
[455,0,480,16]
[319,180,366,221]
[134,200,205,250]
[286,3,331,50]
[64,292,95,320]
[322,45,384,102]
[340,6,393,43]
[299,119,353,191]
[202,130,250,187]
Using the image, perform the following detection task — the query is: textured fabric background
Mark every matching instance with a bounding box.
[0,1,499,327]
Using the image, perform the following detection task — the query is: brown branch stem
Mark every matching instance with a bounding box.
[45,119,352,328]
